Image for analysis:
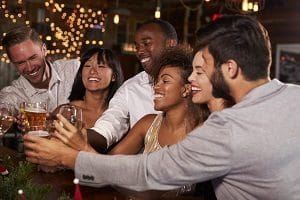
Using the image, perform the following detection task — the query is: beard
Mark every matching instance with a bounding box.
[210,68,234,102]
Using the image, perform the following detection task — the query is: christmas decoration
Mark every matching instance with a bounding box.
[0,155,73,199]
[73,178,83,200]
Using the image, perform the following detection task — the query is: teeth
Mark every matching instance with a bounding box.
[88,77,100,82]
[191,86,201,91]
[140,58,150,63]
[28,71,38,76]
[154,94,163,98]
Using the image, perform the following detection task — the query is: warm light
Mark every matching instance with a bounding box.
[46,35,52,41]
[154,7,161,19]
[242,0,248,11]
[113,14,119,24]
[253,2,259,12]
[248,2,253,10]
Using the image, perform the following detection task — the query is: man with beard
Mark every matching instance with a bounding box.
[0,26,80,112]
[86,19,178,152]
[24,15,300,199]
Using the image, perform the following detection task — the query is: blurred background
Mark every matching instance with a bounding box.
[1,0,300,89]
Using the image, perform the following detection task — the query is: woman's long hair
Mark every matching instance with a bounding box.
[68,47,124,103]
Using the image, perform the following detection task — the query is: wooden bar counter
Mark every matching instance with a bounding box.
[0,146,212,200]
[0,146,126,200]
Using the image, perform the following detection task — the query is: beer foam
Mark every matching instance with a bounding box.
[25,107,47,113]
[28,130,49,137]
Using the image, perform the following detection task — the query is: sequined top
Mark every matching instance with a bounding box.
[143,113,163,153]
[142,113,195,196]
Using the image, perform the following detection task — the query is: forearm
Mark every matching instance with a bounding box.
[87,129,108,153]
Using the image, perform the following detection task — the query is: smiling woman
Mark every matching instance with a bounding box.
[53,47,124,129]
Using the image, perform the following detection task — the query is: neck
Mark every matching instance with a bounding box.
[232,78,270,103]
[164,102,189,131]
[207,98,226,112]
[35,61,51,89]
[83,90,108,112]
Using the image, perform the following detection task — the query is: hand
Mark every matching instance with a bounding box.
[16,113,28,133]
[23,134,66,167]
[53,114,95,152]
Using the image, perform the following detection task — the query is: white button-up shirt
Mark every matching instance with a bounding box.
[0,59,80,112]
[91,71,160,147]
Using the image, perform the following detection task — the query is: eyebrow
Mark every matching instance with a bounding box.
[160,73,174,79]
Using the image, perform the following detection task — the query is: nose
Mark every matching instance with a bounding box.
[153,81,161,90]
[135,45,145,58]
[89,65,98,74]
[188,72,195,83]
[24,60,35,72]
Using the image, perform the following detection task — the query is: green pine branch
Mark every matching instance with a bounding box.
[0,155,71,200]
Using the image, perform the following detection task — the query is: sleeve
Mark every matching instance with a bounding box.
[90,83,130,147]
[0,85,25,112]
[75,113,233,191]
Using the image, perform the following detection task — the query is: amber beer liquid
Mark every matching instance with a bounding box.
[25,107,50,138]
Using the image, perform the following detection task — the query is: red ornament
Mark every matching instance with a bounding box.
[73,178,83,200]
[18,189,26,200]
[0,164,8,175]
[212,13,222,21]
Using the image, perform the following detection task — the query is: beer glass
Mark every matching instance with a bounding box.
[0,103,15,138]
[24,102,49,138]
[59,105,83,129]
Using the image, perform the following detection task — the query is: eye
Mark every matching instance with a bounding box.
[98,64,106,68]
[15,61,26,66]
[84,64,91,68]
[162,78,171,83]
[143,40,152,47]
[29,55,38,61]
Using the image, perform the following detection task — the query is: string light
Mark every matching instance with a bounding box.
[154,0,161,19]
[113,14,119,24]
[43,0,106,57]
[0,0,28,63]
[225,0,265,13]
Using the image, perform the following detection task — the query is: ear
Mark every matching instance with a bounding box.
[166,39,177,47]
[223,59,239,79]
[42,43,47,57]
[111,74,116,82]
[181,84,191,98]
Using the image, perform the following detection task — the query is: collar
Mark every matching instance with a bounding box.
[139,71,153,85]
[20,61,61,97]
[235,79,285,108]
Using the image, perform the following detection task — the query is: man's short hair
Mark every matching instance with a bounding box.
[2,26,43,58]
[195,15,271,81]
[137,19,178,43]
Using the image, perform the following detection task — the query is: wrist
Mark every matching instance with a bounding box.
[60,148,79,169]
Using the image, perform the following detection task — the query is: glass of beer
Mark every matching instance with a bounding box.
[24,102,50,138]
[0,103,15,138]
[58,105,83,129]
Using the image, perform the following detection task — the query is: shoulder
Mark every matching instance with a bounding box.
[52,59,80,72]
[122,71,150,86]
[0,76,27,94]
[134,114,157,129]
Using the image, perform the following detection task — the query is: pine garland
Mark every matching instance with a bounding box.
[0,155,71,200]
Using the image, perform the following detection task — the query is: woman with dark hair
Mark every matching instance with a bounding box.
[55,47,124,129]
